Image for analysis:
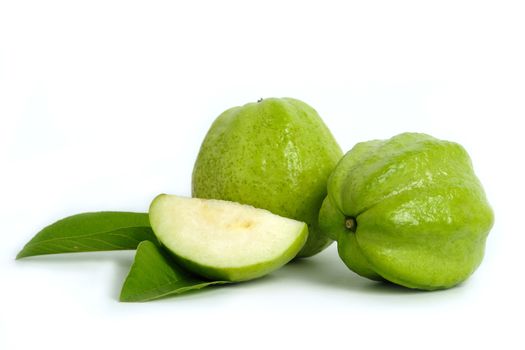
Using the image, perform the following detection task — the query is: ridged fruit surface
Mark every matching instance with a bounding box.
[319,133,494,289]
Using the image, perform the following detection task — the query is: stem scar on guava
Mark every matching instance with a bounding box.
[345,217,357,233]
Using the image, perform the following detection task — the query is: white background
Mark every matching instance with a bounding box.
[1,1,524,349]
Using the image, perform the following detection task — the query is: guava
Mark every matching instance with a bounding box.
[319,132,494,290]
[192,97,343,257]
[149,194,308,282]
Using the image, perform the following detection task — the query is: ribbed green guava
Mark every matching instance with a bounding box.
[319,132,494,290]
[192,98,343,257]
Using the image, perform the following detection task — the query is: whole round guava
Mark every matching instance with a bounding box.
[192,97,343,257]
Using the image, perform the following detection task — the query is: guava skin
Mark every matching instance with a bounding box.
[192,97,343,257]
[319,133,494,290]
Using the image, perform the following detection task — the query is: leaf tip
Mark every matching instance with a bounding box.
[119,292,143,303]
[15,249,28,260]
[118,295,131,302]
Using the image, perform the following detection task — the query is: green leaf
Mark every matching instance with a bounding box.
[17,212,158,259]
[120,241,228,302]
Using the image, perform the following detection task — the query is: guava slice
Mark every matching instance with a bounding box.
[149,194,308,282]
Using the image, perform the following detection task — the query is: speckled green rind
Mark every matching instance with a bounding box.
[319,196,383,281]
[192,97,343,257]
[323,132,494,290]
[318,196,347,241]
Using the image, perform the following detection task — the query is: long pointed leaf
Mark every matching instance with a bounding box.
[120,241,228,302]
[17,212,157,259]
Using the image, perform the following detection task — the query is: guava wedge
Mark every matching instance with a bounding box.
[149,194,308,282]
